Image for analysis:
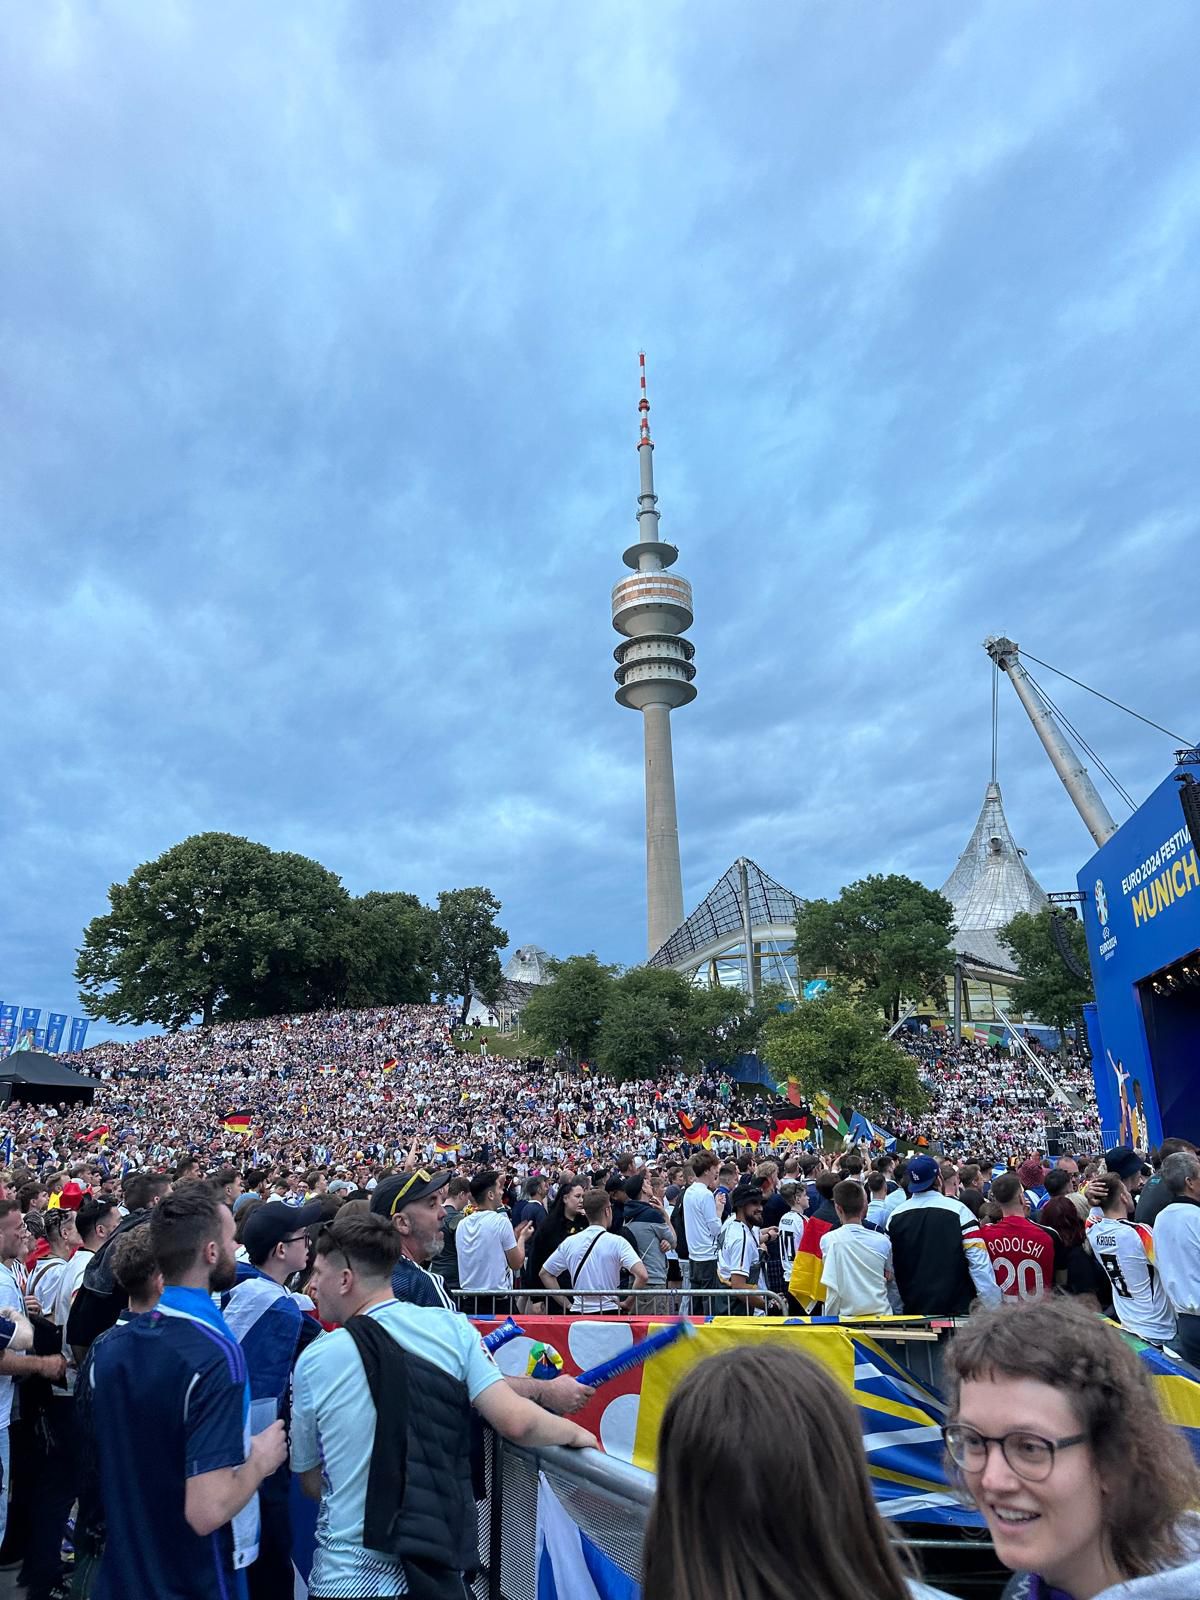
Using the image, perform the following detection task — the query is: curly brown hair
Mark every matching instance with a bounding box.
[945,1298,1200,1581]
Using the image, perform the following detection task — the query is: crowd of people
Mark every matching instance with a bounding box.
[0,1000,1195,1599]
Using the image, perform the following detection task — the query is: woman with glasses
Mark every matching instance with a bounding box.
[944,1297,1200,1599]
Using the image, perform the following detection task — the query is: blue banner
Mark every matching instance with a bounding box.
[45,1013,68,1053]
[20,1006,41,1037]
[68,1017,90,1053]
[33,1029,47,1050]
[1078,763,1200,1147]
[0,1004,16,1055]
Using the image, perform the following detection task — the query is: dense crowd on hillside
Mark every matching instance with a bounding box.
[0,1003,1103,1177]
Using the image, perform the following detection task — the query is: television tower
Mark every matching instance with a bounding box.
[612,354,697,956]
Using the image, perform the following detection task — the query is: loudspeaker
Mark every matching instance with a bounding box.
[1045,1127,1064,1158]
[1051,910,1089,980]
[1179,773,1200,860]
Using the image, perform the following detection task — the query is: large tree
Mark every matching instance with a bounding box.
[999,908,1094,1045]
[519,954,619,1062]
[326,891,437,1008]
[791,873,954,1021]
[594,966,694,1081]
[76,832,351,1029]
[432,886,508,1025]
[762,986,928,1120]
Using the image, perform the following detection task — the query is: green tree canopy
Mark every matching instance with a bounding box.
[792,873,954,1021]
[326,891,437,1008]
[999,908,1094,1042]
[594,966,694,1081]
[762,986,928,1120]
[76,832,351,1029]
[519,954,619,1062]
[432,886,508,1025]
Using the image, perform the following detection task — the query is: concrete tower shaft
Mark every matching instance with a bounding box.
[613,355,696,955]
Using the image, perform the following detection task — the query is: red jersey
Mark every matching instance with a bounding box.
[980,1216,1057,1300]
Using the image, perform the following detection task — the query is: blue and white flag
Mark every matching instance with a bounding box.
[536,1474,639,1600]
[68,1017,90,1053]
[45,1012,69,1053]
[847,1111,897,1153]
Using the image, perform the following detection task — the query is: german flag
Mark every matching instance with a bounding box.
[222,1110,254,1136]
[788,1214,833,1310]
[82,1124,110,1145]
[434,1139,458,1155]
[786,1078,803,1108]
[676,1112,713,1149]
[719,1119,769,1145]
[769,1113,809,1143]
[381,1058,398,1073]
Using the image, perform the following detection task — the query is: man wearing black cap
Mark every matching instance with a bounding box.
[222,1199,325,1600]
[370,1169,458,1311]
[373,1171,594,1414]
[716,1183,770,1315]
[886,1154,1001,1316]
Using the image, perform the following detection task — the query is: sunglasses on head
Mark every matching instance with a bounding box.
[388,1169,434,1216]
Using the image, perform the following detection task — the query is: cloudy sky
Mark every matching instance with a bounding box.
[3,1,1198,1038]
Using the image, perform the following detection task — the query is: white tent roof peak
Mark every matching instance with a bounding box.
[941,781,1048,965]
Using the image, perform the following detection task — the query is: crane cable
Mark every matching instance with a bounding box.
[1022,665,1138,813]
[1019,650,1195,748]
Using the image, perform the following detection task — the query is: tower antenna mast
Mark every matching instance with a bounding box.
[612,356,697,955]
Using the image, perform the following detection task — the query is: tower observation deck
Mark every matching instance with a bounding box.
[612,355,696,956]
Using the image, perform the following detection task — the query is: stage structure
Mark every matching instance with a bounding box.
[649,857,804,999]
[612,355,697,957]
[1078,756,1200,1147]
[986,636,1200,1144]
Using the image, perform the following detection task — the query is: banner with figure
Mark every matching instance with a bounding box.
[0,1004,17,1054]
[33,1029,47,1050]
[45,1013,69,1053]
[68,1017,90,1053]
[21,1007,41,1039]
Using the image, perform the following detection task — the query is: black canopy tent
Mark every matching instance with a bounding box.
[0,1051,101,1107]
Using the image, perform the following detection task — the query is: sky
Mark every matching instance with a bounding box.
[3,1,1198,1040]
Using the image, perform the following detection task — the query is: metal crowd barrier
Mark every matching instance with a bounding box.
[471,1435,652,1600]
[451,1285,789,1315]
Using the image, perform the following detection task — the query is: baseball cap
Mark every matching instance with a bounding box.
[242,1200,324,1264]
[729,1183,764,1211]
[369,1169,451,1217]
[58,1181,86,1212]
[907,1155,941,1193]
[1104,1146,1151,1182]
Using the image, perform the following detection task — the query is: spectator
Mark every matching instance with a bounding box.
[715,1183,768,1315]
[1039,1195,1111,1311]
[887,1156,1000,1316]
[455,1169,530,1314]
[1152,1151,1200,1367]
[539,1188,647,1314]
[87,1183,288,1598]
[820,1179,901,1317]
[642,1342,953,1600]
[529,1178,587,1293]
[944,1298,1200,1599]
[1136,1139,1198,1228]
[620,1172,675,1313]
[1086,1173,1176,1348]
[681,1152,722,1308]
[370,1169,457,1311]
[291,1212,595,1598]
[979,1173,1060,1300]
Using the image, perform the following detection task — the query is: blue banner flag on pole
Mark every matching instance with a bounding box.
[33,1029,47,1050]
[68,1017,90,1053]
[0,1004,16,1055]
[45,1013,69,1053]
[20,1007,41,1037]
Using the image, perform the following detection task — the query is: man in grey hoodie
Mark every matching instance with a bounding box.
[620,1173,675,1314]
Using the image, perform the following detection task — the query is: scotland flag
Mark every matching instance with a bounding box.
[536,1475,639,1600]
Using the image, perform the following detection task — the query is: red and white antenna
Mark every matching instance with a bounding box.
[638,350,653,447]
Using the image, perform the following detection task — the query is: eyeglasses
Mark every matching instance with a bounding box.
[281,1234,309,1245]
[942,1424,1087,1482]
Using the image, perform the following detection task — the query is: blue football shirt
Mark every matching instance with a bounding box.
[90,1307,250,1600]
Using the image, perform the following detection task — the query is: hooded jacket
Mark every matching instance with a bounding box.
[621,1199,673,1286]
[1000,1514,1200,1599]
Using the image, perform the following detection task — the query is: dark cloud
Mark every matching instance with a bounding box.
[2,1,1197,1035]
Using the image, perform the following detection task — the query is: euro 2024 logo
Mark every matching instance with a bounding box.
[1095,878,1109,932]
